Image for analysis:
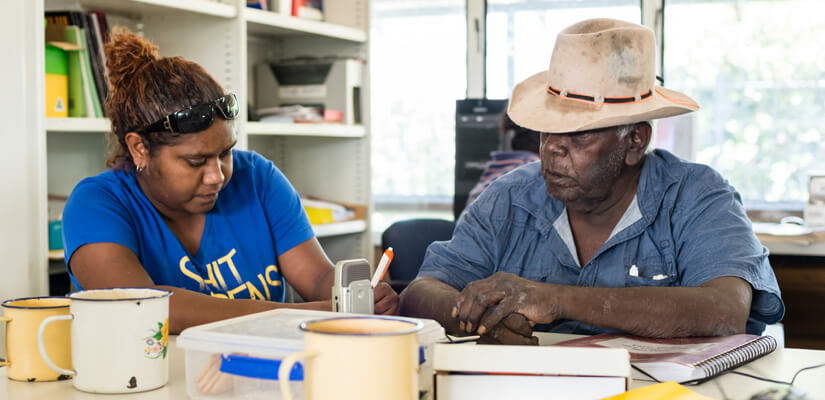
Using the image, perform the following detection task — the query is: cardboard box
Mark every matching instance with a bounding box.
[804,204,825,228]
[341,201,366,221]
[323,0,369,30]
[809,174,825,204]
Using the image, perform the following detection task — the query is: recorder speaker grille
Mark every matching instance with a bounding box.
[342,262,370,285]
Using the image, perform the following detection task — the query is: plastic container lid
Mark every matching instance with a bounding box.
[178,309,446,359]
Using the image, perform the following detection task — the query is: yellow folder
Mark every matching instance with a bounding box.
[45,43,72,117]
[602,381,715,400]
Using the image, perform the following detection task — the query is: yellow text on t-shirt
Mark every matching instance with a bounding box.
[178,248,282,300]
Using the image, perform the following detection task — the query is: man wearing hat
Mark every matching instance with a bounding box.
[399,18,784,344]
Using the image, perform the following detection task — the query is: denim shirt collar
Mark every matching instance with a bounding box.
[511,150,682,255]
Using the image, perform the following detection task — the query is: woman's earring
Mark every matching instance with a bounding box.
[136,164,144,173]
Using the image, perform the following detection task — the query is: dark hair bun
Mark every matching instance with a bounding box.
[104,27,158,91]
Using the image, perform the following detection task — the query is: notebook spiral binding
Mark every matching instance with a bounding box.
[694,335,778,378]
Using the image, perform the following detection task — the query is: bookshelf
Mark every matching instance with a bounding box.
[4,0,372,299]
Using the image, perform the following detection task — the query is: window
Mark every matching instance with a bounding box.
[486,0,641,99]
[370,1,643,234]
[664,0,825,204]
[370,0,466,201]
[370,0,467,231]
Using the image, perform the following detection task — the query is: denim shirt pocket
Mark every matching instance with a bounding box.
[515,261,550,283]
[625,256,676,287]
[522,271,549,283]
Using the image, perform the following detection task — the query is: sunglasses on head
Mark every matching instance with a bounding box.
[140,93,239,135]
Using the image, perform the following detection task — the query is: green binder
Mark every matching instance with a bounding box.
[65,25,102,118]
[62,26,85,117]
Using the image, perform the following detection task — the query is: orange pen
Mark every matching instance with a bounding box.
[370,247,394,288]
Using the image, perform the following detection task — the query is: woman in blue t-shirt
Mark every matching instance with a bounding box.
[62,28,399,334]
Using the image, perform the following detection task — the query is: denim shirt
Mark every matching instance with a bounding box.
[419,149,784,335]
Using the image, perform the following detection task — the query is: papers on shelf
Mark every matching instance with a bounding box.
[302,198,355,225]
[258,105,323,123]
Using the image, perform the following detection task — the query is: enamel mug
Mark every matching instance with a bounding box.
[278,316,422,400]
[37,288,172,393]
[1,297,72,382]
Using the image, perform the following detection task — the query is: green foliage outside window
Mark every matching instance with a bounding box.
[665,0,825,203]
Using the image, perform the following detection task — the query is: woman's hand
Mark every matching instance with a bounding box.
[373,281,400,315]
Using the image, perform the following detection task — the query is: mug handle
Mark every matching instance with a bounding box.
[278,350,319,400]
[0,316,9,366]
[37,314,76,376]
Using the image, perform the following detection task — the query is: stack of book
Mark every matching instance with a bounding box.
[291,0,323,20]
[433,343,630,399]
[246,0,322,20]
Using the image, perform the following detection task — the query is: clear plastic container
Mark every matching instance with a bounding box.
[177,309,445,400]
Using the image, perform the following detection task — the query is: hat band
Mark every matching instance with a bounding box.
[547,86,652,105]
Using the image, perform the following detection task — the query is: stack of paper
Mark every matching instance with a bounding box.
[433,344,630,400]
[302,198,355,225]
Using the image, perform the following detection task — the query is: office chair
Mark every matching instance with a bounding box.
[381,218,456,293]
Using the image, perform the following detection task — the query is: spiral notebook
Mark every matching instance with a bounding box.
[554,333,777,384]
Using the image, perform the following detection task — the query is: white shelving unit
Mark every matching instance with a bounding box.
[46,219,370,263]
[313,220,368,238]
[244,7,366,42]
[46,117,110,133]
[65,0,238,18]
[4,0,372,298]
[246,121,365,138]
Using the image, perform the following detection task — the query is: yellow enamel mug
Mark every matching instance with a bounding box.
[37,288,172,393]
[1,296,72,382]
[278,316,422,400]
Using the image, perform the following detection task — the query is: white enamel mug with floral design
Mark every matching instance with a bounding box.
[38,288,172,393]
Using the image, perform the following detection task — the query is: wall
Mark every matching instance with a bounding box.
[0,0,49,359]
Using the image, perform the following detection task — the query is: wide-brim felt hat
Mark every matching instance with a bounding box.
[508,18,699,134]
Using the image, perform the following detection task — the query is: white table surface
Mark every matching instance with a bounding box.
[756,231,825,256]
[1,337,188,399]
[2,334,824,399]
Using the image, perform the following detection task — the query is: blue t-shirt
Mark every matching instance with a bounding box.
[419,149,785,335]
[62,150,315,302]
